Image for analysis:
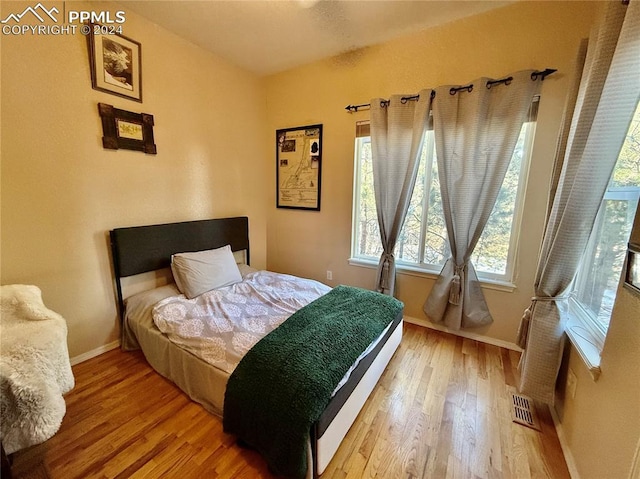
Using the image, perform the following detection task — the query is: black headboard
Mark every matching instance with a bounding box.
[110,216,250,320]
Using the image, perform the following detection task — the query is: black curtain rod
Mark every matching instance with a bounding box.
[345,68,557,113]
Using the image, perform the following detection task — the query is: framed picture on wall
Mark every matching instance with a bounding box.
[98,103,156,154]
[88,25,142,102]
[276,124,322,211]
[624,243,640,294]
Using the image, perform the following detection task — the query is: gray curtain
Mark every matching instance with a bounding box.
[370,91,431,295]
[424,70,542,329]
[517,0,640,403]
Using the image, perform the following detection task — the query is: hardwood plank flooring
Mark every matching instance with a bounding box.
[9,323,570,479]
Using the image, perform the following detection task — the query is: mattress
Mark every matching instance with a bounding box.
[122,269,395,417]
[152,270,332,374]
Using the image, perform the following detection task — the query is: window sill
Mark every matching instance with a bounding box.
[347,257,516,293]
[564,313,602,381]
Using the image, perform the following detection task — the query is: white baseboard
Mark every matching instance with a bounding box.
[70,340,120,366]
[549,405,580,479]
[403,315,522,352]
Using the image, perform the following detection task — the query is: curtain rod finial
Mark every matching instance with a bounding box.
[532,68,558,81]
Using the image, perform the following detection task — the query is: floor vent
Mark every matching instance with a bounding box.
[509,389,540,430]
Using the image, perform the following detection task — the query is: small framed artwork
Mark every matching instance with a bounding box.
[276,124,322,211]
[98,103,156,154]
[88,25,142,102]
[624,243,640,294]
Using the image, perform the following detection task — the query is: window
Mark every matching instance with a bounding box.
[351,104,537,285]
[570,102,640,348]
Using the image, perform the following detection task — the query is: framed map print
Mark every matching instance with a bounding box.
[276,124,322,210]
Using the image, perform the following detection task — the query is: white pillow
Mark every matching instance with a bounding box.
[237,263,258,278]
[171,245,243,299]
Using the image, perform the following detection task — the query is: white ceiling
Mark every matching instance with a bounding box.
[121,0,514,76]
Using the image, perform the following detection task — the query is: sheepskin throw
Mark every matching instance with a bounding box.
[0,285,74,454]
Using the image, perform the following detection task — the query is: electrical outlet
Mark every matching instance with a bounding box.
[567,368,578,399]
[326,270,333,280]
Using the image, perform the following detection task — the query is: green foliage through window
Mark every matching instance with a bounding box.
[572,102,640,340]
[352,123,535,283]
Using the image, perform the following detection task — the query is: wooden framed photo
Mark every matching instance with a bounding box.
[276,124,322,211]
[624,243,640,294]
[89,26,142,102]
[98,103,156,154]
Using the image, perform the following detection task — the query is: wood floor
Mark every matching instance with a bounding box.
[10,323,570,479]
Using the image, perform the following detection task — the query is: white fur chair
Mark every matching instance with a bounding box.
[0,285,74,455]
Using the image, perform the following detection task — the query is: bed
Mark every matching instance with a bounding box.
[110,216,403,478]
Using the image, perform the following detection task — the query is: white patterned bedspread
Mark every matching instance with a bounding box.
[152,271,331,374]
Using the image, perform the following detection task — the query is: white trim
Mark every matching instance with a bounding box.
[502,120,536,285]
[350,122,536,288]
[347,257,516,293]
[550,404,581,479]
[403,315,522,352]
[70,340,120,366]
[350,136,368,261]
[567,296,606,351]
[564,316,602,381]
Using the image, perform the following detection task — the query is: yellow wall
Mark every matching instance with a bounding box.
[556,206,640,479]
[264,1,601,345]
[3,1,637,477]
[264,3,640,476]
[0,1,269,358]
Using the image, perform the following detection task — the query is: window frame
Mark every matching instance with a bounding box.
[568,186,640,350]
[350,116,538,287]
[565,101,640,374]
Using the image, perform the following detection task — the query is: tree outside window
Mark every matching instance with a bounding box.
[352,121,535,284]
[572,102,640,343]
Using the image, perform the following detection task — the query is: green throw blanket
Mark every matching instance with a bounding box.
[223,285,403,478]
